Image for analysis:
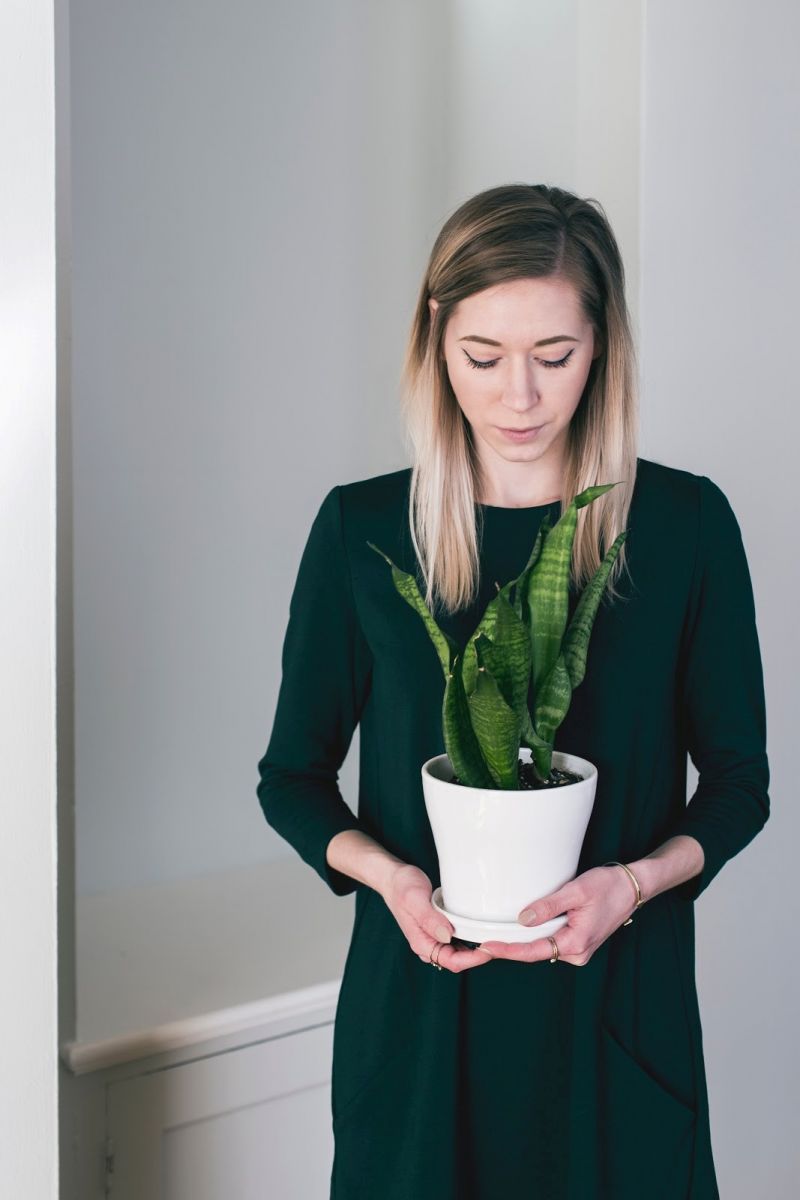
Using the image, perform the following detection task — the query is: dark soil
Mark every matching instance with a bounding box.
[452,760,584,789]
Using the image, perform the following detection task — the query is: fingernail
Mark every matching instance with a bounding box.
[475,947,494,958]
[436,924,452,941]
[519,910,536,925]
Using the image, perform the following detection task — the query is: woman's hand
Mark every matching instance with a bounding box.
[477,865,640,965]
[381,863,494,973]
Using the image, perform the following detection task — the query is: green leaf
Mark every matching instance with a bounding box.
[572,482,623,509]
[367,541,458,680]
[460,575,516,695]
[472,594,530,722]
[532,740,555,781]
[562,530,628,688]
[530,652,573,779]
[512,514,551,623]
[533,651,573,744]
[525,482,622,691]
[525,509,577,692]
[463,516,551,658]
[442,650,495,787]
[520,709,555,782]
[466,649,522,789]
[520,708,553,752]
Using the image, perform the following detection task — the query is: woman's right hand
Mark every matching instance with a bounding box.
[380,863,494,973]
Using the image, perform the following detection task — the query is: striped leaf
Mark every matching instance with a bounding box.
[562,530,628,688]
[521,708,557,784]
[535,652,572,736]
[472,596,531,721]
[521,708,554,752]
[442,649,495,787]
[462,516,548,694]
[512,514,551,624]
[532,652,573,778]
[367,542,459,681]
[466,645,522,789]
[525,483,621,691]
[461,574,515,695]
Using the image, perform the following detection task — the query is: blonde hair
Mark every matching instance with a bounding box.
[400,183,639,616]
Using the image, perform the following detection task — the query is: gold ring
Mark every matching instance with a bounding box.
[547,935,559,964]
[430,942,444,971]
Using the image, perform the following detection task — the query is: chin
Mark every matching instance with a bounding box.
[500,445,544,459]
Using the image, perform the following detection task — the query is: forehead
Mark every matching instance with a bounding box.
[452,276,586,332]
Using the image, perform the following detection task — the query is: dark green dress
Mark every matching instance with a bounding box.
[256,456,770,1199]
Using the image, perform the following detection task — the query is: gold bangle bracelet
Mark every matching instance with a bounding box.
[602,860,644,926]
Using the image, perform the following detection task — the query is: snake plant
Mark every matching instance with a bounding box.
[367,482,627,788]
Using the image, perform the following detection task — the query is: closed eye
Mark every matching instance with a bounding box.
[462,348,575,371]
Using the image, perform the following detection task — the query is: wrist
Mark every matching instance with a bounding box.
[325,830,407,896]
[621,857,655,905]
[626,836,706,903]
[603,861,646,915]
[373,852,407,897]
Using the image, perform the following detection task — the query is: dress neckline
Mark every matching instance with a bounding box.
[477,498,560,512]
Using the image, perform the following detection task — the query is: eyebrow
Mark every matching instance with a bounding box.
[458,334,580,348]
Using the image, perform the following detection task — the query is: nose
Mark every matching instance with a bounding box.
[501,359,542,413]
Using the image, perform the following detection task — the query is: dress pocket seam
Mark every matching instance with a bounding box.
[599,1019,698,1119]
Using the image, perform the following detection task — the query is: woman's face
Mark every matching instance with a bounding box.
[430,275,602,473]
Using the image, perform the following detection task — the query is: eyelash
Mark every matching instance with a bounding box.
[463,348,576,371]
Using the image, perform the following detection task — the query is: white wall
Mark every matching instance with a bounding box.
[447,0,642,322]
[69,0,442,894]
[69,0,641,895]
[64,0,793,1188]
[0,2,60,1196]
[639,2,797,1194]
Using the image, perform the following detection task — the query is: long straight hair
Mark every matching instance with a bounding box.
[400,183,639,616]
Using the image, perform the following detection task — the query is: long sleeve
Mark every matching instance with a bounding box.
[671,474,770,901]
[256,484,374,897]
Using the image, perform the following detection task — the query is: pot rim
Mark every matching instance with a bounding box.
[420,747,597,790]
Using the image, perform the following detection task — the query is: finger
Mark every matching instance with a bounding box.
[422,919,454,948]
[410,920,454,965]
[434,941,495,972]
[478,939,552,962]
[412,926,493,971]
[517,883,583,926]
[404,891,454,944]
[480,927,583,962]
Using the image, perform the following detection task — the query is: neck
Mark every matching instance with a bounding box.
[476,443,566,509]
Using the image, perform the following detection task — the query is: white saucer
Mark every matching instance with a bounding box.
[431,886,568,944]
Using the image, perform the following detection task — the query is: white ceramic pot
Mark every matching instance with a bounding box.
[421,747,597,938]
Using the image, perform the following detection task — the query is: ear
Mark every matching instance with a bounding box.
[428,296,439,318]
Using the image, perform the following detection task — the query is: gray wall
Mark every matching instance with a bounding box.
[70,0,640,895]
[640,3,797,1194]
[69,3,794,1188]
[70,0,450,893]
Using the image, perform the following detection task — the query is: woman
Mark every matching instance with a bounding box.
[256,183,770,1199]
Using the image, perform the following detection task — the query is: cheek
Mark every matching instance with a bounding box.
[455,392,485,427]
[555,363,591,400]
[449,369,490,413]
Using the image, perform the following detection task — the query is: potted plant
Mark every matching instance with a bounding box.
[368,482,628,944]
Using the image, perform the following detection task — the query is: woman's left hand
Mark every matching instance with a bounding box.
[476,864,641,965]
